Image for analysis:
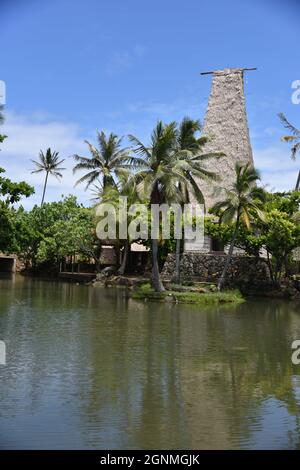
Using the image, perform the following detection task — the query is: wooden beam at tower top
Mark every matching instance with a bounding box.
[200,67,257,76]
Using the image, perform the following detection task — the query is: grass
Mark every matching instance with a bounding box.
[131,282,244,305]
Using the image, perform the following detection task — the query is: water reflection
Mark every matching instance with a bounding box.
[0,275,300,449]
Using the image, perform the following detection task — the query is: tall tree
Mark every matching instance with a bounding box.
[129,120,219,291]
[129,122,178,292]
[279,113,300,190]
[99,169,143,275]
[0,167,34,253]
[73,131,144,191]
[211,162,265,291]
[172,117,220,284]
[0,105,7,149]
[31,148,65,206]
[0,105,4,125]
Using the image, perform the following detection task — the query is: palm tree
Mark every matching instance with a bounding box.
[0,105,4,124]
[279,113,300,190]
[172,117,221,284]
[0,105,7,148]
[129,120,219,292]
[31,148,65,206]
[129,122,178,291]
[73,131,144,191]
[211,162,265,291]
[98,169,142,275]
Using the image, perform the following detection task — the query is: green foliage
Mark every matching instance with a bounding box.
[73,131,144,190]
[0,167,34,253]
[0,196,101,271]
[0,105,6,148]
[132,284,244,304]
[130,118,220,290]
[278,114,300,190]
[33,197,94,265]
[0,134,7,145]
[0,167,34,205]
[279,113,300,161]
[209,163,266,290]
[207,190,300,284]
[205,217,233,246]
[0,203,15,252]
[264,190,300,215]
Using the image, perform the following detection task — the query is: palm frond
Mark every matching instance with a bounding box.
[278,113,300,137]
[291,141,300,161]
[128,135,152,160]
[74,170,100,189]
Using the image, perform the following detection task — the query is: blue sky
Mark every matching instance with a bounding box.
[1,0,300,207]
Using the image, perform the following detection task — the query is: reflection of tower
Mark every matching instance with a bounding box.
[185,67,255,252]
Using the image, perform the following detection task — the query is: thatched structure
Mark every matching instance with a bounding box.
[185,67,255,252]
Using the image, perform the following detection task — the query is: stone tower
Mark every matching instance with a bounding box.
[185,67,255,252]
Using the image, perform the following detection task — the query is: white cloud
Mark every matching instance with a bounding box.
[105,45,147,75]
[1,111,298,211]
[0,111,93,208]
[127,98,206,120]
[253,145,299,191]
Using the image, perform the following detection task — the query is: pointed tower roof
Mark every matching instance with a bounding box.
[197,67,255,210]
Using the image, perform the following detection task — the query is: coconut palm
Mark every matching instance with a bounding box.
[129,122,178,291]
[0,105,7,149]
[129,120,220,292]
[31,148,65,206]
[99,169,143,275]
[211,162,266,291]
[73,131,144,191]
[279,113,300,190]
[0,105,4,124]
[172,117,222,284]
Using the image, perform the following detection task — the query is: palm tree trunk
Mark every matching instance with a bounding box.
[173,238,181,284]
[267,250,274,284]
[118,239,130,275]
[295,170,300,191]
[41,171,49,206]
[151,238,165,292]
[218,216,240,291]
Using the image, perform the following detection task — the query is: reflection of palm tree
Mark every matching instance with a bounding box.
[31,148,65,206]
[279,113,300,190]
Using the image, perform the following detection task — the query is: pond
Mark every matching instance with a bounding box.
[0,275,300,449]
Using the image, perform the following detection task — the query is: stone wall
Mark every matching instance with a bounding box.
[162,252,271,287]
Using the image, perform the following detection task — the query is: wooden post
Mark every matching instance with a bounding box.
[201,67,257,76]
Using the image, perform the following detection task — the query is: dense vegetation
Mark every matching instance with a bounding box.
[0,107,299,291]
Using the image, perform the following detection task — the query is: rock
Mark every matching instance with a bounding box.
[96,266,117,281]
[198,287,207,293]
[162,253,271,289]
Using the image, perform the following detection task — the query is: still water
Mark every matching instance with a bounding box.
[0,275,300,449]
